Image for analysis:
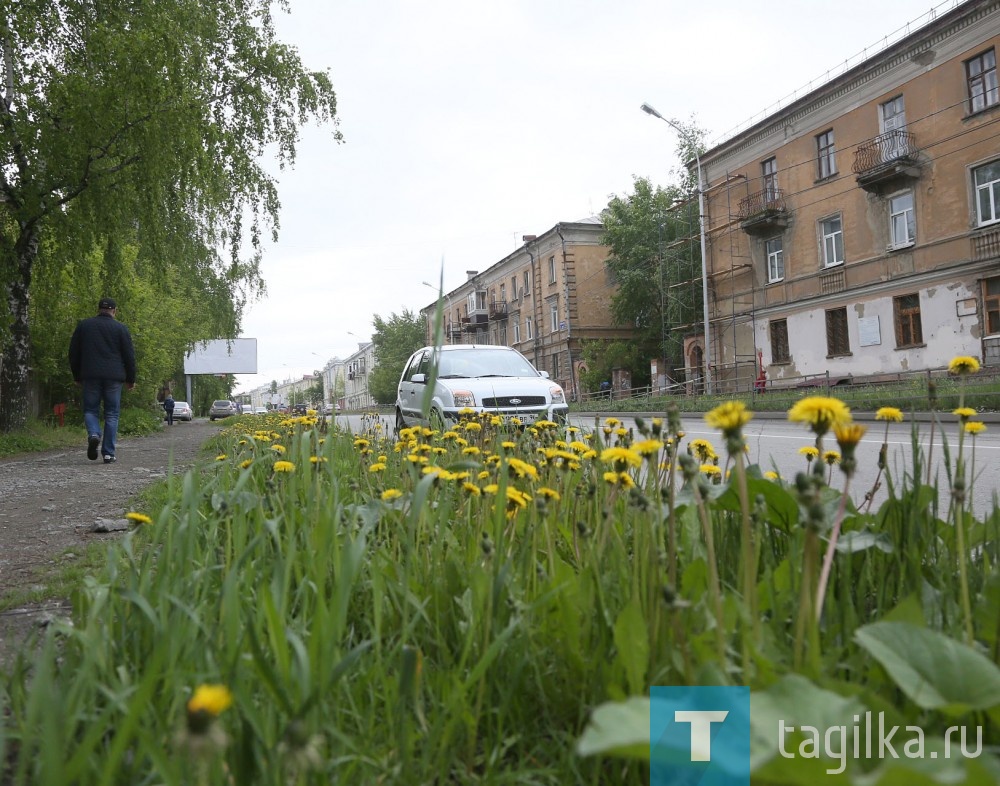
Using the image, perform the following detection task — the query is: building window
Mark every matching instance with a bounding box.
[974,160,1000,226]
[816,129,836,179]
[525,316,533,340]
[765,236,784,283]
[967,48,998,114]
[889,191,915,247]
[551,352,560,380]
[549,298,559,332]
[762,157,778,200]
[984,276,1000,335]
[548,256,556,283]
[770,319,790,363]
[825,307,850,356]
[499,323,507,345]
[893,293,923,347]
[499,283,506,303]
[511,276,518,299]
[513,321,521,343]
[820,215,844,267]
[523,270,530,298]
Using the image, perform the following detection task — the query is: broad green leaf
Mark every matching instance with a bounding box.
[855,622,1000,714]
[577,697,650,760]
[613,598,649,695]
[835,530,894,554]
[714,473,800,531]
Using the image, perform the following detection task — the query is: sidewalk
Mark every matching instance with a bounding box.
[574,409,1000,424]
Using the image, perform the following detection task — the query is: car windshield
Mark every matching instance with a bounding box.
[212,400,230,407]
[436,349,537,379]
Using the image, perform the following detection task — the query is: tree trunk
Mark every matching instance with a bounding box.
[0,224,38,433]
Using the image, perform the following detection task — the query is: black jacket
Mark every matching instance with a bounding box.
[68,313,137,384]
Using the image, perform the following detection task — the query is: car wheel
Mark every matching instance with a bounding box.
[429,408,446,432]
[395,408,406,435]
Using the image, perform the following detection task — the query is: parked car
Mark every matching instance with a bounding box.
[254,407,268,415]
[172,401,193,421]
[395,345,568,431]
[208,399,238,421]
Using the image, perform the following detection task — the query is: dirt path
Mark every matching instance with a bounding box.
[0,419,218,663]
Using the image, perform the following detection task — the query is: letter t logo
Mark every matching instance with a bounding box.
[674,710,729,761]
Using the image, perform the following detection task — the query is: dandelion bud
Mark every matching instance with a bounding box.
[480,532,493,557]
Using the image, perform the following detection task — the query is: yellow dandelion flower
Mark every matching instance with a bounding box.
[506,457,539,480]
[787,396,852,435]
[823,451,840,465]
[381,488,403,501]
[875,407,904,422]
[953,407,976,420]
[462,446,482,456]
[309,456,327,464]
[537,486,561,501]
[462,482,482,496]
[764,470,780,481]
[834,422,867,448]
[501,440,517,450]
[483,483,499,495]
[700,464,721,476]
[604,418,621,427]
[240,459,253,469]
[602,471,620,485]
[506,487,532,508]
[187,684,233,717]
[634,438,664,457]
[965,421,987,435]
[354,438,370,448]
[464,422,483,432]
[798,446,819,460]
[705,401,753,434]
[689,438,717,462]
[431,446,447,455]
[599,446,642,469]
[125,512,152,525]
[478,470,490,480]
[271,444,287,455]
[369,462,387,473]
[948,355,980,375]
[273,460,296,473]
[215,454,227,461]
[618,472,636,489]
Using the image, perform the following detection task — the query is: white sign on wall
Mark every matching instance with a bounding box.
[858,316,881,347]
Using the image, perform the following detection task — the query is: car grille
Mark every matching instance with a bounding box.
[481,395,546,408]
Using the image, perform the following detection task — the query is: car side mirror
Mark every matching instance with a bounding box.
[538,370,550,379]
[411,373,426,384]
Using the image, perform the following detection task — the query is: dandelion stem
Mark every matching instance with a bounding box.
[815,478,851,621]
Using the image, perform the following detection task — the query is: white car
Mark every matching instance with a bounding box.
[395,344,568,431]
[254,407,268,415]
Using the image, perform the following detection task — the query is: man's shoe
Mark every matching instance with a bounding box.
[87,434,100,461]
[103,455,116,464]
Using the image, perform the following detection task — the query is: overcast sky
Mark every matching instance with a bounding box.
[233,0,956,393]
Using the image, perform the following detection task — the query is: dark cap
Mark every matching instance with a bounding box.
[98,297,117,310]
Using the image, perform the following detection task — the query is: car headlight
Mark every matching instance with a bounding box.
[550,386,565,404]
[452,390,476,407]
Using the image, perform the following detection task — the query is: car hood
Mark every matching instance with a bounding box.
[443,376,558,397]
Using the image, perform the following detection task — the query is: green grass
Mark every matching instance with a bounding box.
[0,406,166,458]
[2,407,999,784]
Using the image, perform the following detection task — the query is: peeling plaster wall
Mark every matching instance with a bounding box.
[756,278,982,378]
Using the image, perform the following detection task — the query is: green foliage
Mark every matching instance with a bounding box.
[0,0,340,431]
[578,339,648,391]
[368,310,427,405]
[4,408,1000,783]
[601,175,703,384]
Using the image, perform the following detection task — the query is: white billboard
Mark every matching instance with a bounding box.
[183,338,258,374]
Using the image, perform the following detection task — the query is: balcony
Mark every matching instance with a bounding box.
[738,187,789,235]
[852,130,920,192]
[973,226,1000,261]
[462,313,489,332]
[489,299,508,320]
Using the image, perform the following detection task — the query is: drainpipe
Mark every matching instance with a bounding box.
[555,226,577,402]
[524,241,540,368]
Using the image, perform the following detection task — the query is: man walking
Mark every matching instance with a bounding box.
[163,391,175,426]
[68,297,137,464]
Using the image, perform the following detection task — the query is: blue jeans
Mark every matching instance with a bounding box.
[81,379,123,458]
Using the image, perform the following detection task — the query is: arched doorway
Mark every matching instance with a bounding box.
[689,344,704,395]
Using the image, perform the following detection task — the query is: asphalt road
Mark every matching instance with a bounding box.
[330,411,999,517]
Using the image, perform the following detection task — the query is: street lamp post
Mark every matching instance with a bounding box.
[640,102,713,395]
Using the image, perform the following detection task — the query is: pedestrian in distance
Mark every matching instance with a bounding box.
[68,297,137,464]
[163,392,175,426]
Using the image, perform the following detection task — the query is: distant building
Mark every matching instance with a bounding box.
[344,340,376,410]
[419,218,624,401]
[697,0,1000,392]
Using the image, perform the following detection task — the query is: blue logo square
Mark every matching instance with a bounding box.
[650,686,750,786]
